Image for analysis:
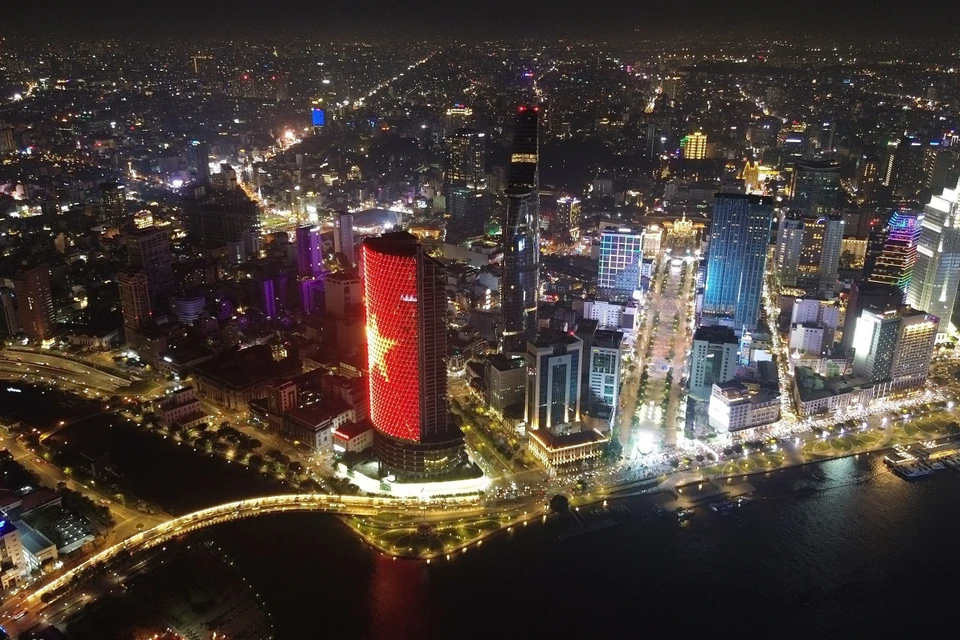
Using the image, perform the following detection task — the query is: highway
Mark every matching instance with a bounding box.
[0,350,131,397]
[0,491,534,636]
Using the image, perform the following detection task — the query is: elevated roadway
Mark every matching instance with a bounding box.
[0,492,533,635]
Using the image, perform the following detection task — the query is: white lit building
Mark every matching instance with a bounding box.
[852,306,937,391]
[707,380,781,432]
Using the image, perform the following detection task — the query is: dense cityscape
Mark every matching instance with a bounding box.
[0,25,960,639]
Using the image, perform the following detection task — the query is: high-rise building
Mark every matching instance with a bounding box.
[907,179,960,337]
[924,145,960,197]
[585,329,623,427]
[862,211,892,278]
[702,194,775,332]
[775,213,804,287]
[126,226,174,307]
[796,214,844,290]
[362,232,464,479]
[689,326,739,400]
[255,275,277,318]
[118,270,151,344]
[681,131,708,160]
[597,228,643,298]
[0,126,15,154]
[333,212,355,266]
[189,143,211,186]
[325,271,362,321]
[443,129,489,242]
[182,184,260,253]
[891,137,926,203]
[13,266,55,342]
[641,225,664,256]
[554,197,581,238]
[790,160,840,217]
[100,182,127,225]
[852,306,937,391]
[0,287,19,337]
[500,105,540,351]
[296,225,321,277]
[525,331,584,431]
[0,519,25,589]
[866,209,922,295]
[443,105,473,134]
[841,280,903,353]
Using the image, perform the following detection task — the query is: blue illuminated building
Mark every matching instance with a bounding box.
[702,193,775,333]
[311,108,325,127]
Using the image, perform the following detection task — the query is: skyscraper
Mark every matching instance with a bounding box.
[525,331,583,432]
[118,270,151,344]
[891,137,926,203]
[500,105,540,351]
[689,326,739,400]
[126,226,174,307]
[790,160,840,217]
[182,184,260,254]
[796,214,844,290]
[100,182,127,225]
[585,329,623,427]
[333,212,355,266]
[702,194,775,332]
[852,306,937,391]
[907,179,960,337]
[555,197,581,239]
[775,213,804,287]
[296,225,321,277]
[0,287,19,337]
[866,209,922,295]
[362,231,464,479]
[840,280,903,353]
[597,228,643,298]
[13,266,55,342]
[443,128,489,242]
[681,131,708,160]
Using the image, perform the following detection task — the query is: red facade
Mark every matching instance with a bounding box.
[363,243,422,442]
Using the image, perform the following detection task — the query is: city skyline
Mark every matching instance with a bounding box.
[3,28,960,640]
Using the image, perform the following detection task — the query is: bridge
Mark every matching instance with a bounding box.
[0,350,132,396]
[1,491,528,632]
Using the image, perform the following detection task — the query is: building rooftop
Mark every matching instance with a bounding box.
[14,519,56,554]
[193,344,301,390]
[335,420,373,439]
[693,325,738,344]
[529,330,583,350]
[488,354,526,372]
[593,329,623,349]
[714,380,780,406]
[530,429,609,451]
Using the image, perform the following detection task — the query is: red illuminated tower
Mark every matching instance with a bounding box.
[362,231,464,479]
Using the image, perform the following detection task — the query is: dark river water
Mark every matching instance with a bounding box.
[5,384,960,639]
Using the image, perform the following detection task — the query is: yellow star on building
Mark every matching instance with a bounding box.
[367,313,398,381]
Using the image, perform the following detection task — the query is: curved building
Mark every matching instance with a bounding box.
[500,105,540,352]
[362,231,464,479]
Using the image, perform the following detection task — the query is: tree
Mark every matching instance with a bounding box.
[549,494,570,513]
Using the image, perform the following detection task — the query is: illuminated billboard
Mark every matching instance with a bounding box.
[311,107,325,127]
[363,242,421,442]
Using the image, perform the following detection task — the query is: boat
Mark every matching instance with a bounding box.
[709,500,737,515]
[892,463,934,479]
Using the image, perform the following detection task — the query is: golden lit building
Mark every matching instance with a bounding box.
[681,131,708,160]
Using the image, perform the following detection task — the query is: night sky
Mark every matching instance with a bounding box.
[4,0,951,38]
